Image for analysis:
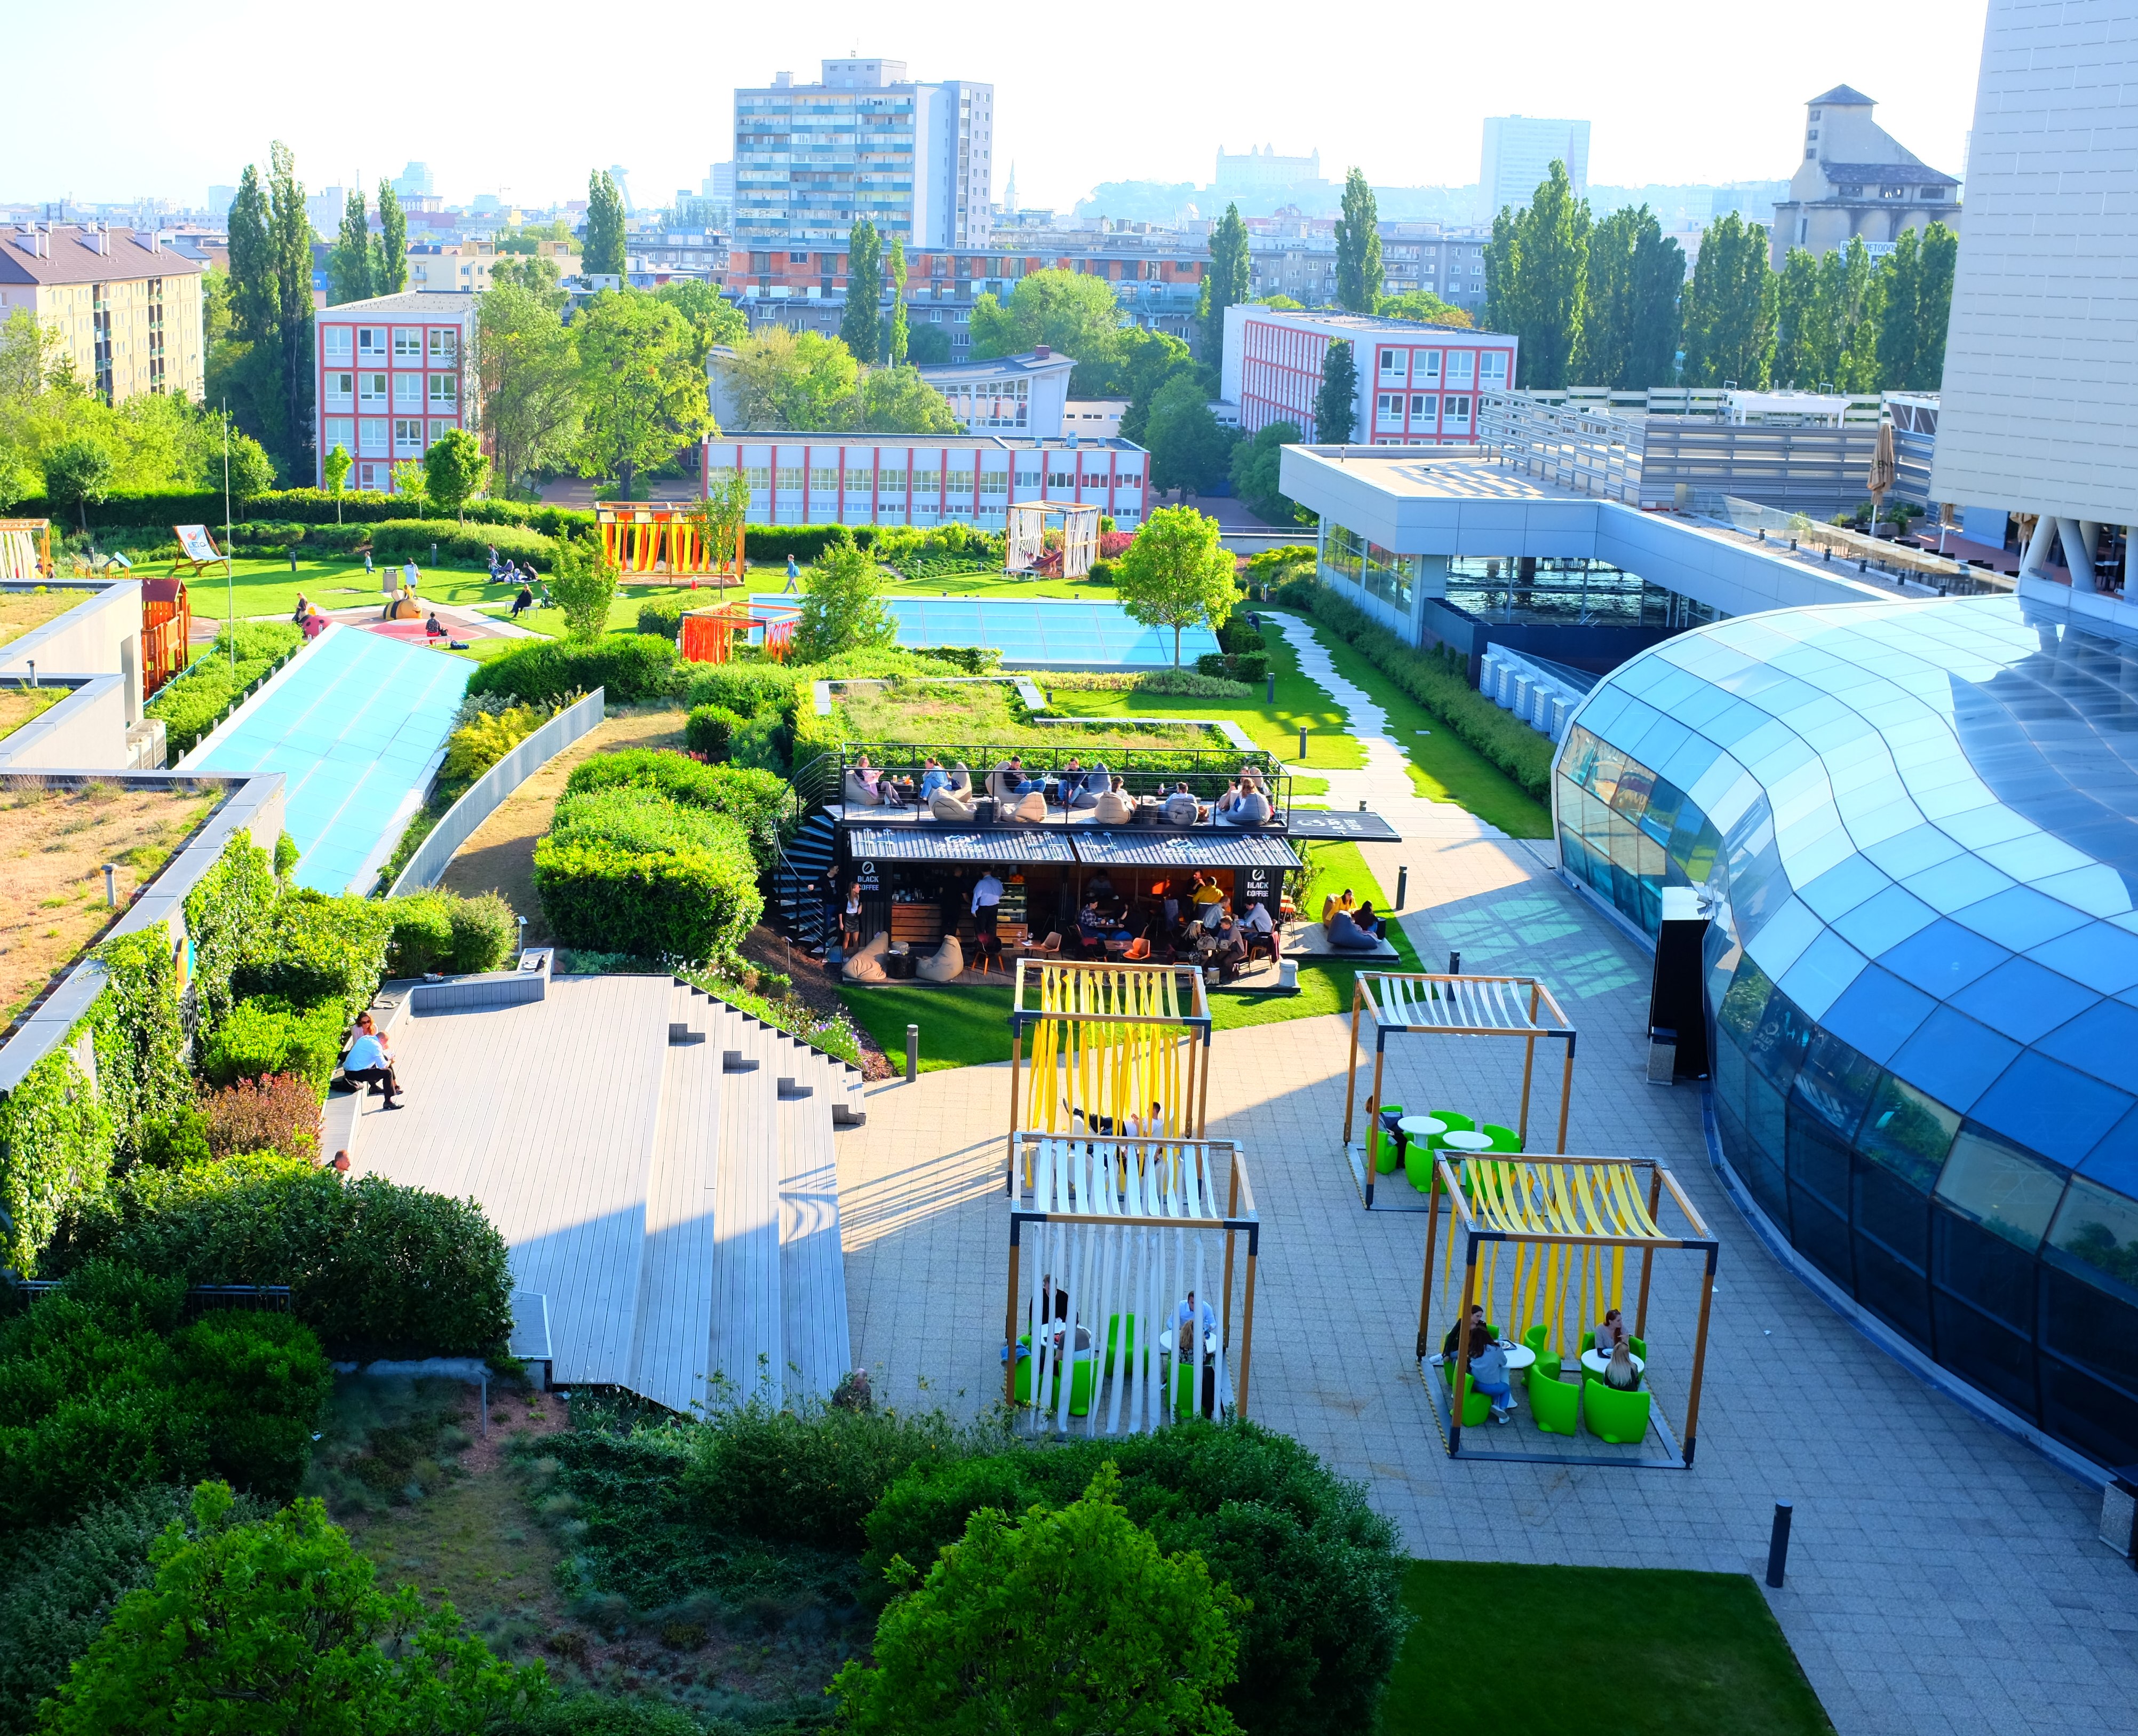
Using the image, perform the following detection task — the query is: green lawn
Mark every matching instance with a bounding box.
[1382,1561,1833,1736]
[1270,608,1553,838]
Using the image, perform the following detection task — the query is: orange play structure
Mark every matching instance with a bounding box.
[679,600,797,665]
[596,501,744,583]
[139,577,192,699]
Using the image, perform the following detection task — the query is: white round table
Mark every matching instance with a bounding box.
[1580,1349,1645,1379]
[1503,1343,1536,1372]
[1442,1129,1493,1153]
[1396,1114,1447,1142]
[1159,1329,1217,1358]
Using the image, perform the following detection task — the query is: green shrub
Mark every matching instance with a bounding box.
[924,644,1003,673]
[362,518,554,567]
[635,593,690,639]
[1086,557,1118,585]
[561,750,789,871]
[440,703,551,782]
[212,620,304,663]
[142,627,300,754]
[1294,587,1552,796]
[232,890,392,1027]
[176,1312,334,1497]
[183,835,280,1040]
[734,524,880,563]
[1273,573,1317,608]
[386,888,519,977]
[682,661,798,716]
[465,635,680,706]
[728,707,787,776]
[1195,651,1268,684]
[532,833,761,963]
[6,486,597,538]
[197,996,345,1093]
[48,1158,515,1361]
[862,1421,1411,1736]
[683,703,740,759]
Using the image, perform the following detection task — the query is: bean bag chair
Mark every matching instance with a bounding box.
[841,931,890,983]
[1163,792,1199,826]
[843,771,883,807]
[1010,790,1047,822]
[987,764,1022,804]
[917,933,964,983]
[1093,789,1135,824]
[948,763,972,793]
[1233,789,1273,825]
[1326,911,1380,952]
[930,787,977,823]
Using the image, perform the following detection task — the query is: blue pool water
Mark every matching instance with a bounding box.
[887,598,1220,666]
[186,626,471,894]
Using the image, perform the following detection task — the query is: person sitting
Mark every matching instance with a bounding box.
[1214,780,1244,822]
[341,1012,402,1109]
[1209,911,1247,982]
[1354,900,1384,940]
[1228,776,1274,826]
[845,754,885,808]
[1059,756,1096,808]
[1595,1307,1627,1359]
[424,611,447,640]
[1326,906,1380,951]
[1076,897,1108,952]
[1604,1340,1641,1391]
[1240,898,1280,963]
[1088,868,1115,902]
[1441,1303,1489,1361]
[1093,776,1136,825]
[1321,887,1357,925]
[290,593,309,623]
[1467,1323,1516,1423]
[918,756,950,803]
[510,582,535,619]
[1163,781,1200,826]
[1080,761,1112,806]
[1191,873,1225,915]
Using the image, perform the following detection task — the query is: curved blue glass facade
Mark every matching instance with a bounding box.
[1555,596,2138,1468]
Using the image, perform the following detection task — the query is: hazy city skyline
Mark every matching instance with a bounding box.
[5,0,1986,218]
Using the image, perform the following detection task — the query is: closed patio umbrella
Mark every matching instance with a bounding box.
[1866,422,1897,525]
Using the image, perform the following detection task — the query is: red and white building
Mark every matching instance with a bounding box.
[702,433,1150,529]
[312,292,480,492]
[1220,306,1517,446]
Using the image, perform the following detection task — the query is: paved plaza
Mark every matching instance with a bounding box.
[831,616,2138,1736]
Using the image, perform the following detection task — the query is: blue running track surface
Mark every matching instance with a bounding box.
[885,598,1220,665]
[187,626,471,894]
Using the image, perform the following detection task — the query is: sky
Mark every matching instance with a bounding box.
[4,0,1990,216]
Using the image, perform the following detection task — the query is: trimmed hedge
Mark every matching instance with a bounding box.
[1197,651,1269,684]
[362,519,556,567]
[197,996,345,1094]
[636,593,690,639]
[385,889,519,977]
[735,524,879,562]
[532,833,760,963]
[683,704,740,760]
[681,662,800,716]
[1291,586,1552,797]
[10,487,597,538]
[562,749,789,871]
[144,622,305,756]
[465,635,680,706]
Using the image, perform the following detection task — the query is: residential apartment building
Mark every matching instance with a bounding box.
[1246,215,1491,319]
[407,243,496,294]
[1221,306,1517,444]
[312,292,479,492]
[1769,85,1962,267]
[703,432,1149,529]
[733,59,994,252]
[1479,116,1591,220]
[0,224,204,403]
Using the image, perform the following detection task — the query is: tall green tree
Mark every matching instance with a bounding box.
[1112,503,1238,667]
[1334,169,1383,313]
[1876,221,1958,391]
[328,188,372,305]
[1819,234,1882,391]
[1628,221,1686,387]
[1143,373,1233,498]
[1202,202,1250,358]
[476,282,581,492]
[1230,419,1302,522]
[1116,327,1205,446]
[584,170,627,277]
[792,541,896,663]
[490,252,567,313]
[267,142,315,480]
[1314,339,1357,442]
[886,236,910,366]
[1680,212,1776,389]
[1578,205,1678,388]
[849,364,960,433]
[1484,161,1588,389]
[840,219,884,364]
[1773,245,1829,386]
[371,181,407,295]
[652,278,748,366]
[225,167,278,344]
[572,289,714,497]
[421,427,488,523]
[968,268,1126,392]
[1375,289,1471,327]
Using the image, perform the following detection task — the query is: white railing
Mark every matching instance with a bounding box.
[1477,393,1646,504]
[388,689,606,897]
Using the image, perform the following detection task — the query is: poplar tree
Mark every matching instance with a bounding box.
[1577,205,1643,388]
[329,188,373,305]
[1680,212,1776,388]
[1202,203,1250,356]
[1485,161,1587,389]
[267,142,316,480]
[1314,340,1358,442]
[1876,221,1958,391]
[840,219,883,364]
[1627,220,1685,387]
[584,171,627,277]
[225,167,278,343]
[373,181,408,293]
[1334,170,1383,313]
[1773,246,1829,386]
[1819,234,1882,391]
[886,236,909,366]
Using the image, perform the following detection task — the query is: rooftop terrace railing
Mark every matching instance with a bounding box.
[832,740,1293,828]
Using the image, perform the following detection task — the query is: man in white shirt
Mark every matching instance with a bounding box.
[341,1011,402,1108]
[971,870,1004,931]
[1241,898,1280,963]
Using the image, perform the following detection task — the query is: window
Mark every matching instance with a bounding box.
[393,418,424,454]
[428,375,457,408]
[744,465,772,493]
[1479,352,1508,387]
[324,416,354,453]
[357,327,386,359]
[393,373,423,409]
[1410,394,1428,417]
[809,465,839,494]
[980,469,1007,495]
[947,469,974,495]
[1415,351,1442,384]
[359,418,387,455]
[1376,392,1398,420]
[1445,350,1476,386]
[1444,395,1472,423]
[1378,348,1406,381]
[776,464,804,493]
[393,329,422,360]
[325,373,354,408]
[358,372,387,406]
[323,326,352,362]
[428,328,458,362]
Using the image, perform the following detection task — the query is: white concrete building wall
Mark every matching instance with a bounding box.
[0,581,141,724]
[0,677,130,770]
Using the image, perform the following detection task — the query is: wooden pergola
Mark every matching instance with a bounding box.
[1342,971,1577,1208]
[1005,1128,1260,1433]
[1422,1152,1719,1467]
[1008,958,1213,1154]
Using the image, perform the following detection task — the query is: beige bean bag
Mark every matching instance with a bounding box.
[986,763,1022,804]
[841,931,891,983]
[917,933,964,983]
[931,786,977,822]
[1010,790,1047,822]
[1093,789,1135,825]
[948,763,972,793]
[843,770,883,807]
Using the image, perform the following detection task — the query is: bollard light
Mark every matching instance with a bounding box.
[1266,672,1275,703]
[1766,1500,1794,1588]
[1298,725,1308,761]
[1396,866,1408,910]
[905,1024,919,1083]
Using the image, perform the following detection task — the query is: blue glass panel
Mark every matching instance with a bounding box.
[1902,854,2016,915]
[1875,918,2009,998]
[1934,1124,2066,1252]
[2079,1106,2138,1194]
[1745,987,1816,1091]
[1818,967,1936,1065]
[1798,855,1891,922]
[1640,779,1685,846]
[1950,959,2099,1045]
[1946,885,2091,951]
[1861,822,1964,881]
[1888,1006,2021,1114]
[1790,1028,1881,1140]
[1777,931,1869,1020]
[1830,885,1940,957]
[1968,1053,2135,1167]
[2031,923,2138,995]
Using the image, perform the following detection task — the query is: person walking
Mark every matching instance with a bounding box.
[782,553,800,593]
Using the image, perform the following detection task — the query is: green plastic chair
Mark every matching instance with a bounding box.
[1104,1314,1139,1377]
[1404,1139,1437,1192]
[1372,1103,1408,1175]
[1425,1109,1474,1150]
[1449,1368,1492,1427]
[1527,1359,1580,1436]
[1481,1123,1523,1153]
[1177,1358,1219,1421]
[1521,1322,1556,1377]
[1014,1338,1095,1415]
[1582,1379,1651,1444]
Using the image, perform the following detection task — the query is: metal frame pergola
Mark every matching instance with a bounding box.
[1422,1151,1719,1468]
[1009,958,1213,1153]
[1341,971,1578,1208]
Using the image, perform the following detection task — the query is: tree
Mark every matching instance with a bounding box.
[1203,202,1250,359]
[1143,374,1233,499]
[1116,327,1206,446]
[1374,290,1471,328]
[322,443,351,522]
[1314,340,1357,442]
[1818,233,1882,391]
[584,170,627,278]
[1680,212,1776,389]
[371,180,408,296]
[1334,169,1384,314]
[849,364,961,433]
[1114,503,1237,666]
[549,537,618,643]
[328,188,372,305]
[715,327,859,431]
[968,269,1126,393]
[1628,220,1687,387]
[1773,245,1829,386]
[791,541,896,664]
[225,167,278,346]
[1494,161,1588,389]
[492,253,566,312]
[904,322,951,364]
[226,433,276,502]
[267,142,315,482]
[422,428,487,524]
[43,435,114,530]
[476,283,581,495]
[834,1465,1244,1736]
[39,1483,551,1735]
[886,237,910,367]
[652,279,748,367]
[1230,419,1302,523]
[1577,205,1644,388]
[840,219,884,364]
[688,469,750,578]
[573,289,714,498]
[1877,221,1958,391]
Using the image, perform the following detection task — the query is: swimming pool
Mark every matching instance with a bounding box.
[887,598,1220,667]
[184,625,470,894]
